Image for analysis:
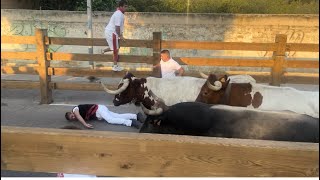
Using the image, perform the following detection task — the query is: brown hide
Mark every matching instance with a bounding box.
[228,83,253,107]
[196,75,263,108]
[196,74,230,104]
[228,83,263,108]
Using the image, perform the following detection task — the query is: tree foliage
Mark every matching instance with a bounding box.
[39,0,117,11]
[39,0,319,14]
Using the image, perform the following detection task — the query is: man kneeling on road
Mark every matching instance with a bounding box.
[65,104,143,129]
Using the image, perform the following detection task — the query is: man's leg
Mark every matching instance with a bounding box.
[103,30,113,54]
[107,111,137,120]
[111,33,123,71]
[96,105,132,126]
[101,47,112,54]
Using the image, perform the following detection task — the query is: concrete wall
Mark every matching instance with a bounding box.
[1,9,319,71]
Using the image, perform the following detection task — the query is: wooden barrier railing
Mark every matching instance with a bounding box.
[1,28,319,103]
[1,126,319,177]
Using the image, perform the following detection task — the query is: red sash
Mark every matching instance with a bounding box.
[85,104,98,120]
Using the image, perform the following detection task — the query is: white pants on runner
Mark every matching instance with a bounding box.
[96,105,137,126]
[104,30,119,62]
[105,32,119,50]
[57,173,96,177]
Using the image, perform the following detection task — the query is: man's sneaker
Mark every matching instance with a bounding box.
[112,65,123,72]
[131,119,142,129]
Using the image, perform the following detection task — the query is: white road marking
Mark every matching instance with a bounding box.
[49,103,77,106]
[66,77,82,81]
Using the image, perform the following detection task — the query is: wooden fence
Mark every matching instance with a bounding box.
[1,29,319,176]
[1,28,319,104]
[1,126,319,177]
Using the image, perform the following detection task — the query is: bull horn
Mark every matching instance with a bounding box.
[199,71,209,79]
[207,80,222,91]
[100,79,129,94]
[140,103,163,115]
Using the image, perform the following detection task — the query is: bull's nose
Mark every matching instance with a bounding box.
[113,100,120,106]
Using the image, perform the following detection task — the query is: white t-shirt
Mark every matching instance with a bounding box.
[160,58,182,78]
[105,10,124,37]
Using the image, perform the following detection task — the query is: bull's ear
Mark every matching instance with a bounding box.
[221,78,231,89]
[226,78,231,85]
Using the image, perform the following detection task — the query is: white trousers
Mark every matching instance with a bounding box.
[104,30,119,50]
[57,173,96,178]
[96,105,136,127]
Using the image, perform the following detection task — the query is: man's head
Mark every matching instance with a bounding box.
[118,0,128,13]
[160,49,171,62]
[65,112,77,121]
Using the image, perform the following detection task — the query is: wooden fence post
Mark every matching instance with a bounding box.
[152,32,162,78]
[36,28,53,104]
[270,34,287,86]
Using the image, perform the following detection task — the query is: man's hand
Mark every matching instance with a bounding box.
[153,64,160,69]
[84,123,94,129]
[119,36,126,41]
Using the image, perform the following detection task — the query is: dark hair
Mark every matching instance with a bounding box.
[118,0,128,7]
[65,112,71,121]
[160,49,170,57]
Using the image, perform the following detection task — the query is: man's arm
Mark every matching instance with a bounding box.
[153,63,160,68]
[176,67,184,76]
[73,109,94,129]
[115,26,123,39]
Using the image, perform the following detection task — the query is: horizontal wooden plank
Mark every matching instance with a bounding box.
[284,72,319,78]
[47,52,153,64]
[48,37,152,48]
[1,52,37,60]
[49,67,153,78]
[175,57,274,67]
[2,126,318,177]
[48,37,99,46]
[286,60,319,69]
[163,41,277,51]
[225,71,271,76]
[282,72,319,85]
[226,71,319,85]
[1,36,36,44]
[1,66,39,75]
[1,80,39,89]
[286,43,319,52]
[121,39,153,48]
[51,82,118,91]
[184,71,271,83]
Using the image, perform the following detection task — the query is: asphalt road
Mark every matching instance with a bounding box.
[1,75,143,177]
[1,74,319,177]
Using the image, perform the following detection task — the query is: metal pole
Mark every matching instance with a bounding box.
[87,0,94,68]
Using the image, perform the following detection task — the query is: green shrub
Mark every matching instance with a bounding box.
[39,0,319,14]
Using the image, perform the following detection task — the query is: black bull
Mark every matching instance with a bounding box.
[139,102,319,143]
